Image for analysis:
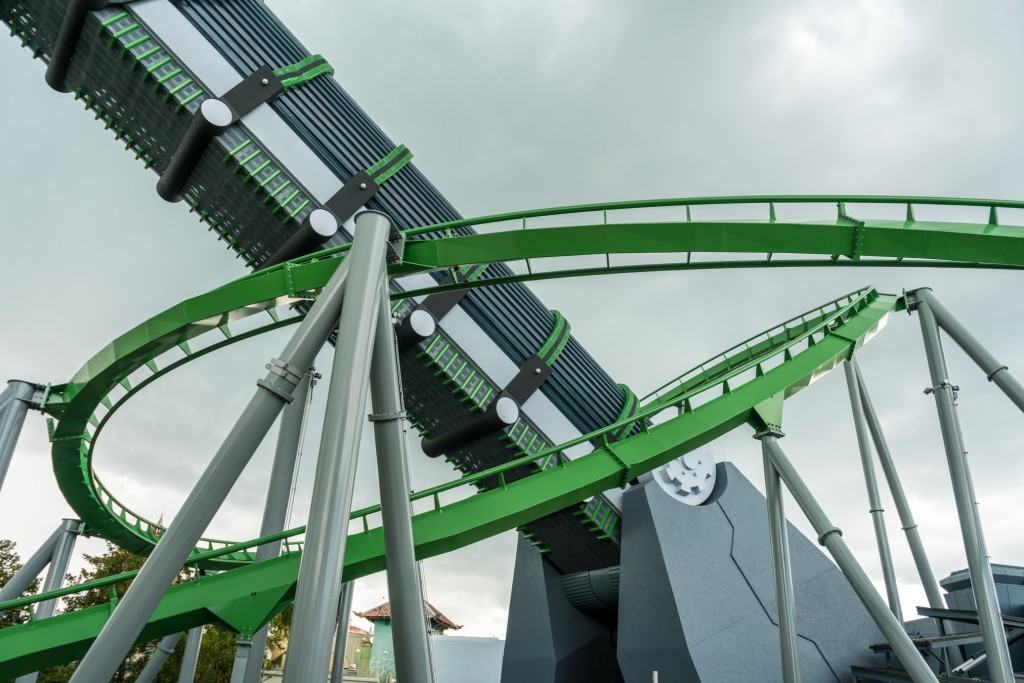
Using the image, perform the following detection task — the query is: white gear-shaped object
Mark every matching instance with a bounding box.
[655,450,717,506]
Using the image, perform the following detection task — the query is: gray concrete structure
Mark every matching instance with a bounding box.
[617,463,885,683]
[501,536,622,683]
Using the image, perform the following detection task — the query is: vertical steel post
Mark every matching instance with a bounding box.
[330,582,356,683]
[178,625,204,683]
[136,633,183,683]
[368,283,435,683]
[0,380,38,494]
[915,288,1024,414]
[230,640,253,683]
[70,257,353,683]
[16,519,83,683]
[912,291,1014,683]
[284,211,392,683]
[0,523,63,603]
[762,438,938,683]
[237,370,315,683]
[853,361,945,609]
[843,360,902,620]
[758,433,801,683]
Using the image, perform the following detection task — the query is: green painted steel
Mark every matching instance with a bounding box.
[0,286,896,675]
[5,192,1023,670]
[33,193,1024,568]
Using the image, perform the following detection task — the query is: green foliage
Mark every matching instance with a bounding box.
[0,538,38,627]
[4,539,289,681]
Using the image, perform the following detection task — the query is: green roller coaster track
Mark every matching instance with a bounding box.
[3,194,1024,674]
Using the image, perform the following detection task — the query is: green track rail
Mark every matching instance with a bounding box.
[2,282,894,674]
[4,193,1024,672]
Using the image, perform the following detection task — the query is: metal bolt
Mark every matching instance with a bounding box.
[534,367,542,375]
[359,182,367,190]
[261,78,270,86]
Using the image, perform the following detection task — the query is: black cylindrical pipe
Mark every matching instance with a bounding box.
[156,99,233,202]
[46,0,109,92]
[259,208,340,269]
[421,395,519,458]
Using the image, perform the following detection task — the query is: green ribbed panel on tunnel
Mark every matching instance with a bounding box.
[405,327,623,570]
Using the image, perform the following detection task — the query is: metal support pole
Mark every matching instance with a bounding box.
[757,433,801,683]
[330,582,356,683]
[136,633,183,683]
[284,211,392,683]
[853,361,945,608]
[762,437,938,683]
[70,257,354,683]
[0,523,63,603]
[912,291,1014,683]
[0,380,39,494]
[368,283,435,683]
[230,640,253,683]
[237,370,315,683]
[16,519,83,683]
[843,360,902,621]
[915,288,1024,414]
[178,625,204,683]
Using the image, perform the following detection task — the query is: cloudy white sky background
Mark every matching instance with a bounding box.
[1,1,1023,640]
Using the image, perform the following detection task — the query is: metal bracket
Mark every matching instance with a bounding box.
[924,380,959,396]
[257,358,304,402]
[753,428,785,440]
[420,328,564,458]
[368,410,406,423]
[157,58,331,203]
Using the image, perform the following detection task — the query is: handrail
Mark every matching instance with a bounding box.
[402,194,1023,238]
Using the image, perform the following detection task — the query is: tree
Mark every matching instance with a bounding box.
[3,539,294,682]
[0,538,39,628]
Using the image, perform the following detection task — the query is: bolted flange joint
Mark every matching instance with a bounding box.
[256,358,304,402]
[753,428,785,440]
[817,527,843,546]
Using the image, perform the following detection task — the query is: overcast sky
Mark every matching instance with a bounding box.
[1,0,1023,641]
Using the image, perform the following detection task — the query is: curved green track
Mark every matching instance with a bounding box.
[3,194,1024,674]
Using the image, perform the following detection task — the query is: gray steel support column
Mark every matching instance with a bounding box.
[284,211,392,683]
[853,361,945,609]
[237,370,315,683]
[0,523,63,602]
[136,633,183,683]
[70,257,353,683]
[915,288,1024,413]
[178,625,204,683]
[0,380,38,494]
[762,438,938,683]
[843,360,902,621]
[330,582,356,683]
[16,519,83,683]
[230,640,253,683]
[758,434,801,683]
[368,285,435,683]
[913,292,1015,683]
